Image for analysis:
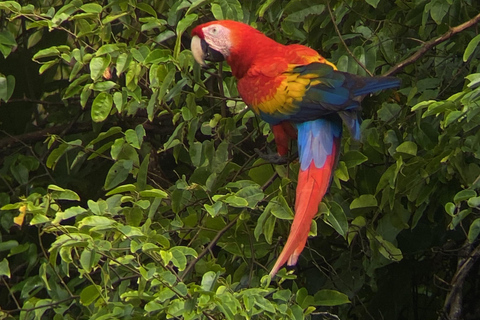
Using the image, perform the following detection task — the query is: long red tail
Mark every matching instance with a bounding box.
[270,119,340,276]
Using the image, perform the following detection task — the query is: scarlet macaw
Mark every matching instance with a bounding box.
[191,20,400,276]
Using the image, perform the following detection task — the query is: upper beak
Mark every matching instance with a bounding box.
[191,36,207,67]
[191,35,225,67]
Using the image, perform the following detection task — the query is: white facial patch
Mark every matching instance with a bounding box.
[203,24,231,58]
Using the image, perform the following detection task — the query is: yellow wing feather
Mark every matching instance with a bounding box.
[252,65,320,116]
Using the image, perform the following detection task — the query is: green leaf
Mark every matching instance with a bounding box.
[125,129,141,149]
[0,1,21,11]
[464,34,480,62]
[375,235,403,261]
[445,202,456,216]
[468,218,480,243]
[449,209,472,230]
[80,3,102,13]
[116,52,131,76]
[102,12,128,24]
[79,216,116,229]
[324,202,348,238]
[270,195,294,220]
[174,14,198,58]
[444,110,463,127]
[50,233,92,249]
[89,55,110,81]
[169,246,197,271]
[87,126,122,147]
[429,0,449,24]
[0,74,15,102]
[235,185,264,209]
[80,284,101,305]
[222,195,249,208]
[454,190,477,204]
[104,159,133,190]
[138,189,168,198]
[0,240,18,252]
[257,0,276,18]
[378,103,401,122]
[105,184,137,195]
[467,196,480,207]
[254,295,275,313]
[396,141,417,156]
[211,0,244,20]
[201,271,218,291]
[314,289,350,306]
[54,206,86,224]
[30,214,50,225]
[342,151,368,168]
[91,92,113,122]
[27,30,43,49]
[334,161,349,181]
[350,194,378,209]
[376,164,397,193]
[0,258,10,278]
[466,74,480,89]
[92,81,116,91]
[80,249,96,272]
[365,0,380,8]
[51,188,80,201]
[0,30,17,47]
[33,47,60,61]
[124,207,143,227]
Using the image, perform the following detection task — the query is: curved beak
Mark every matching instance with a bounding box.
[191,35,225,67]
[191,36,207,67]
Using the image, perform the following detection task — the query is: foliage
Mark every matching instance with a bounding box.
[1,0,480,319]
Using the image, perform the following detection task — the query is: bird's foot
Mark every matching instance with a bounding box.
[254,148,288,164]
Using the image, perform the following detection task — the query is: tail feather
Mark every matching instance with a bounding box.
[270,119,341,276]
[352,76,400,97]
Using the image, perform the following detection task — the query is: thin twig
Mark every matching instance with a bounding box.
[180,216,239,280]
[1,277,21,310]
[327,1,374,77]
[4,296,80,314]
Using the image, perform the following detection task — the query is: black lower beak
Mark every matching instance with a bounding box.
[201,38,225,63]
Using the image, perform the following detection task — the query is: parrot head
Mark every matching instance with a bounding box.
[191,21,230,66]
[191,20,276,77]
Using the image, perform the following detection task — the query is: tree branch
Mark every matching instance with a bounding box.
[384,12,480,76]
[440,241,480,320]
[0,123,91,149]
[180,216,239,280]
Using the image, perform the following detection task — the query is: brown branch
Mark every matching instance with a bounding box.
[440,241,480,320]
[384,12,480,76]
[180,216,239,280]
[7,98,67,106]
[4,295,80,314]
[0,123,91,150]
